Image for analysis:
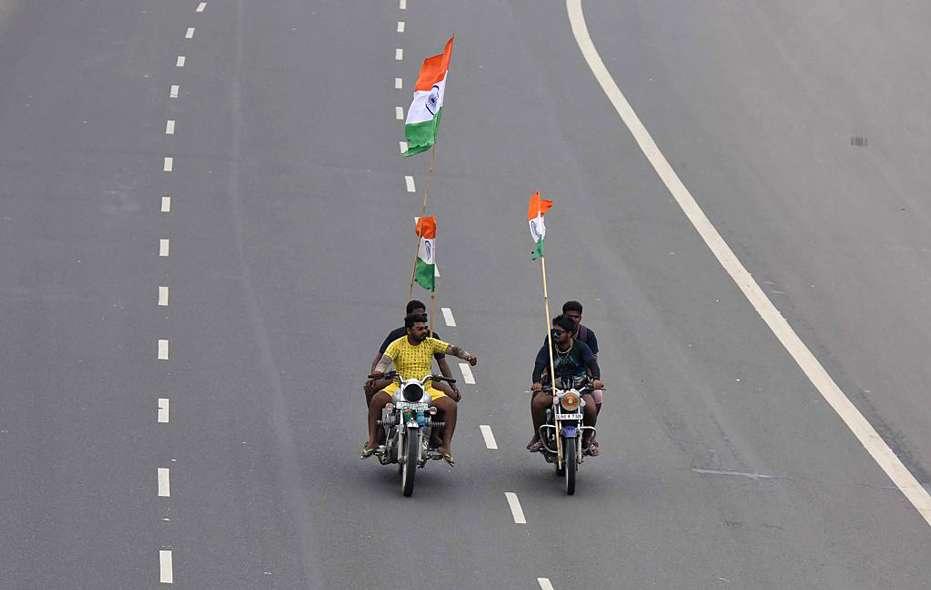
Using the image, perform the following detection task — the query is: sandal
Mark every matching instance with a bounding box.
[438,448,455,466]
[586,440,600,457]
[360,442,377,459]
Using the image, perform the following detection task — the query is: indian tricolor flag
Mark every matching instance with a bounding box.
[528,192,553,261]
[414,215,437,291]
[403,36,454,157]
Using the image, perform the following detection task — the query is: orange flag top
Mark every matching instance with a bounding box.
[527,192,553,220]
[415,215,437,239]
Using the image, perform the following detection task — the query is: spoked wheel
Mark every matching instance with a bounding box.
[564,436,577,495]
[401,427,419,497]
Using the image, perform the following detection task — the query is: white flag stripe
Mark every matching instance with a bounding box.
[417,238,435,265]
[404,76,447,125]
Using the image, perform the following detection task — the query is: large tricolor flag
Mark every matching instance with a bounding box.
[403,36,454,157]
[414,216,437,291]
[528,192,553,261]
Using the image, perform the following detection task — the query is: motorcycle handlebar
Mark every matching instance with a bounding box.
[366,371,456,385]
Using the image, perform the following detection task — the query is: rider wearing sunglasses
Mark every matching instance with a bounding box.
[528,314,604,455]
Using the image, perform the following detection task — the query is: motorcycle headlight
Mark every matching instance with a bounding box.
[402,383,424,402]
[560,391,580,412]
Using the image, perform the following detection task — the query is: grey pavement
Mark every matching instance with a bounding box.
[0,1,928,588]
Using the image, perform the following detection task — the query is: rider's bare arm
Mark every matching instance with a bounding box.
[372,354,392,375]
[446,345,477,365]
[370,351,384,373]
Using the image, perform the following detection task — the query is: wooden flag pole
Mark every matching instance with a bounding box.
[539,254,562,465]
[429,289,437,339]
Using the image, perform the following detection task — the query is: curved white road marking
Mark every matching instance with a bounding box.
[567,0,931,527]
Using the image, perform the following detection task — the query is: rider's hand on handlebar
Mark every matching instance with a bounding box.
[531,382,542,393]
[368,371,384,379]
[592,379,604,390]
[465,353,478,366]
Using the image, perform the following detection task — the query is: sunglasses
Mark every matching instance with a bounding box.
[552,328,567,336]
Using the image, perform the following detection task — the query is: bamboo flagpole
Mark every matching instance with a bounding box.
[528,192,560,464]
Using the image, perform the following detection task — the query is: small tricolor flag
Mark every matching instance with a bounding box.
[404,36,454,157]
[528,192,552,261]
[414,216,437,290]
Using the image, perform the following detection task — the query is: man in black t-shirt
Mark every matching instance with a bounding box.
[542,301,602,412]
[365,300,459,406]
[528,314,604,455]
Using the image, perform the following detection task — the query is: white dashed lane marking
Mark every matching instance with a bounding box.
[537,579,555,590]
[163,157,173,172]
[196,1,206,12]
[405,175,415,192]
[165,120,175,135]
[399,141,408,154]
[176,55,186,68]
[157,339,170,360]
[441,307,456,326]
[395,106,404,120]
[169,84,180,98]
[157,468,171,497]
[479,425,498,450]
[158,286,169,306]
[505,492,527,524]
[397,21,405,33]
[185,27,195,39]
[395,48,403,61]
[458,363,475,384]
[159,239,170,257]
[394,77,402,90]
[161,194,172,213]
[159,550,173,583]
[399,0,406,9]
[158,398,170,423]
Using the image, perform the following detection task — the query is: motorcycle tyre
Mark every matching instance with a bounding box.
[401,426,419,497]
[564,436,577,495]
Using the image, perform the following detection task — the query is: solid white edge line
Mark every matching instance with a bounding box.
[441,307,456,326]
[158,398,170,423]
[159,550,173,583]
[405,175,415,192]
[395,106,404,120]
[163,157,173,172]
[161,195,172,213]
[458,363,475,384]
[158,286,169,306]
[196,1,206,12]
[158,339,170,360]
[157,468,170,497]
[394,77,403,89]
[165,120,175,135]
[395,48,403,61]
[185,27,195,39]
[169,84,180,98]
[479,425,498,450]
[176,55,185,68]
[567,0,931,527]
[504,492,526,524]
[159,239,170,257]
[537,579,555,590]
[397,21,405,33]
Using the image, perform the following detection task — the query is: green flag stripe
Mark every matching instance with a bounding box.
[414,259,435,291]
[531,237,545,261]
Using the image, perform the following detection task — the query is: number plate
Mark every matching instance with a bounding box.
[556,413,583,421]
[395,401,429,411]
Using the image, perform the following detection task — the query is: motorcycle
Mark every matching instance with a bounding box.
[534,376,597,495]
[368,371,456,497]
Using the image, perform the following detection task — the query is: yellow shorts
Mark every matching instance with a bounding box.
[381,382,447,402]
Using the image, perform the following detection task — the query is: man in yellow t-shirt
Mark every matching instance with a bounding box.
[365,312,478,464]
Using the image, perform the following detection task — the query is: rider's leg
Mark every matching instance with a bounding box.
[366,391,391,449]
[581,393,597,447]
[433,380,456,399]
[530,391,550,441]
[592,389,604,416]
[431,395,457,453]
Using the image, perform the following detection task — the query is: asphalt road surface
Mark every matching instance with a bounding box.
[1,1,929,588]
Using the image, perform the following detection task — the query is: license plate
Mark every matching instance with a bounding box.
[556,413,583,421]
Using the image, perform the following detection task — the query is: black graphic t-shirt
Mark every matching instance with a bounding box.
[531,339,599,385]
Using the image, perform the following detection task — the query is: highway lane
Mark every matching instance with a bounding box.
[0,0,928,588]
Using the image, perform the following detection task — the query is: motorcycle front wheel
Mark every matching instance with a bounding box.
[564,436,577,495]
[401,426,419,497]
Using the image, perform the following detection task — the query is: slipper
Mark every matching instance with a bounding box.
[527,440,544,453]
[360,443,377,459]
[438,448,455,466]
[585,440,600,457]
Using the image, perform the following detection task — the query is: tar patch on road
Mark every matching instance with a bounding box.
[850,136,869,147]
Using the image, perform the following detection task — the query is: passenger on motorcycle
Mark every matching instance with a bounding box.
[528,314,604,455]
[366,300,460,405]
[366,313,478,464]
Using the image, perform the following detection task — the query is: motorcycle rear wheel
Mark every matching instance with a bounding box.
[401,427,419,497]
